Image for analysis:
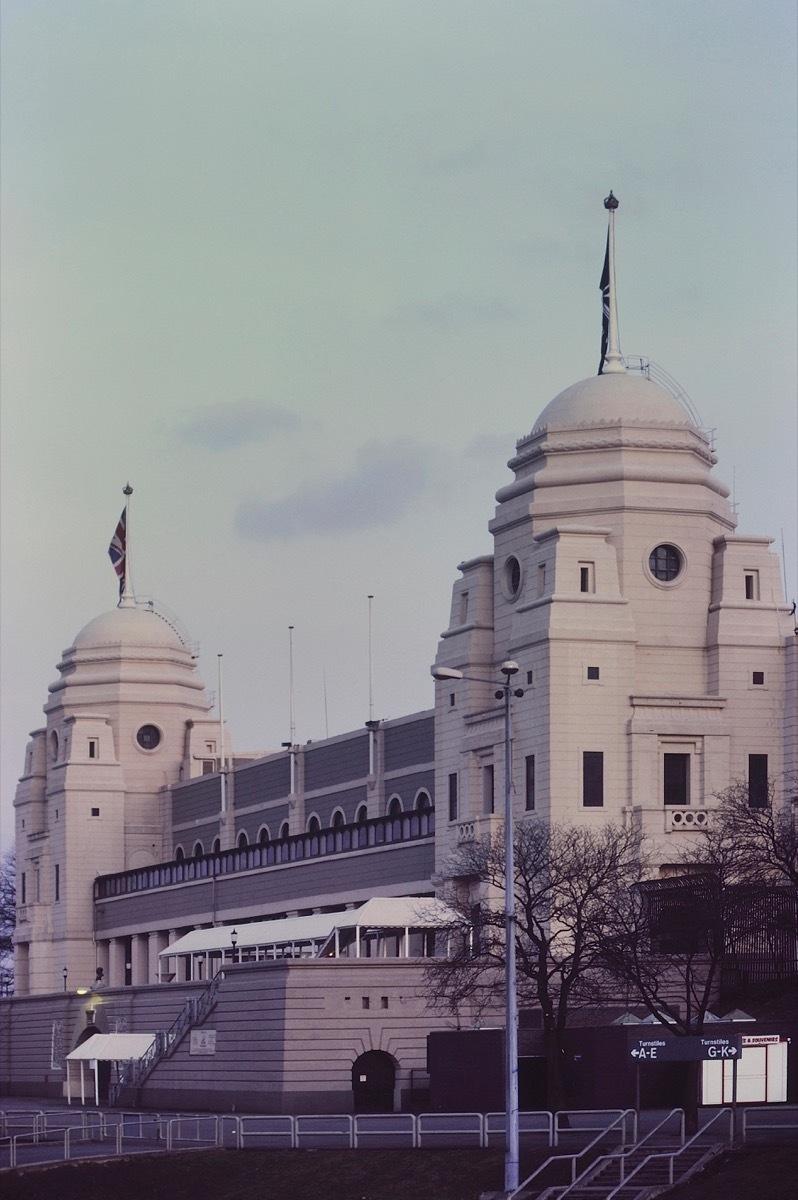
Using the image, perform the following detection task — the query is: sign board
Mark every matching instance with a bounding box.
[190,1029,217,1056]
[628,1034,742,1062]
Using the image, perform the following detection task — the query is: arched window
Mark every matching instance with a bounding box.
[279,821,290,840]
[237,831,249,850]
[415,791,431,811]
[193,841,204,859]
[175,845,185,862]
[258,825,271,845]
[50,730,59,762]
[331,809,346,828]
[307,815,321,835]
[356,805,368,823]
[212,838,221,854]
[387,796,403,817]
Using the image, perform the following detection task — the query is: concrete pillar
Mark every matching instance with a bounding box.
[131,934,149,985]
[109,938,127,988]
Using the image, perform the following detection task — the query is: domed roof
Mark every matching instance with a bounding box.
[73,605,185,652]
[533,372,693,433]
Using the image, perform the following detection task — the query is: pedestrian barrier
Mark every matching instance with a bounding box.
[3,1104,789,1174]
[741,1103,798,1144]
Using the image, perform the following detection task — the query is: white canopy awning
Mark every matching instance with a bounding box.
[160,895,456,959]
[66,1032,156,1061]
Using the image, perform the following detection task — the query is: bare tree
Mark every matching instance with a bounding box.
[0,846,15,996]
[683,774,798,889]
[600,872,728,1034]
[425,818,646,1110]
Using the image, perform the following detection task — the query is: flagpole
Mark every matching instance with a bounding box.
[119,483,136,608]
[601,191,625,375]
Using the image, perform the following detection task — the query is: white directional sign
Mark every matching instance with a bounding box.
[628,1034,742,1062]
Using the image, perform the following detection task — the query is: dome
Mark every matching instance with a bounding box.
[72,605,185,652]
[533,373,693,433]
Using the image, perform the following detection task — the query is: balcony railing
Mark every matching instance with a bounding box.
[94,809,435,900]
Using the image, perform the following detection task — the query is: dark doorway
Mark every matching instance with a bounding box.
[352,1050,395,1112]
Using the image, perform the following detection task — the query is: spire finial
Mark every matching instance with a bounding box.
[598,192,626,375]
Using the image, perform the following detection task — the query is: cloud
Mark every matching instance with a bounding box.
[235,437,437,541]
[175,400,301,450]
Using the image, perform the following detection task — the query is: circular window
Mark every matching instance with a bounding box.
[503,555,522,600]
[136,724,162,751]
[648,544,683,584]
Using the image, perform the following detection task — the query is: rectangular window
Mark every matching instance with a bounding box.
[448,773,459,822]
[526,669,533,686]
[586,665,600,681]
[483,764,495,815]
[537,564,547,597]
[748,754,768,809]
[361,996,370,1010]
[582,752,604,807]
[459,591,469,624]
[91,806,100,817]
[664,753,690,805]
[525,755,536,811]
[744,571,760,600]
[87,738,98,759]
[21,872,26,905]
[54,864,60,902]
[752,671,765,686]
[579,562,595,593]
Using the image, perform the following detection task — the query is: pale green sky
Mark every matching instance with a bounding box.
[1,0,796,843]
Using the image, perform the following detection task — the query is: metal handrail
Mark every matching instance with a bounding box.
[603,1107,733,1200]
[553,1108,685,1198]
[509,1109,635,1199]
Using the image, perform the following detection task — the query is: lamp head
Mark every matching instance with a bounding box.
[431,666,464,681]
[500,660,520,678]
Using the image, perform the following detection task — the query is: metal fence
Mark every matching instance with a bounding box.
[2,1104,794,1174]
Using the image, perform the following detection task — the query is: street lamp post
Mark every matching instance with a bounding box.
[62,966,68,993]
[432,660,524,1196]
[230,928,239,965]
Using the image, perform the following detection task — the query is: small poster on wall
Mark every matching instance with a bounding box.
[190,1029,217,1055]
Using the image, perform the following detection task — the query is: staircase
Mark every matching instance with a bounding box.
[110,971,224,1105]
[516,1109,732,1200]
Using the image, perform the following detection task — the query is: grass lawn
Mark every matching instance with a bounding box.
[1,1144,795,1200]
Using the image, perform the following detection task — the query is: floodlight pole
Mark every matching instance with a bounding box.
[431,660,521,1195]
[501,666,520,1195]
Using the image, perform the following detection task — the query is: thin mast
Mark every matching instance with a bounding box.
[218,654,227,813]
[119,483,136,607]
[599,191,625,375]
[367,594,374,724]
[288,625,296,745]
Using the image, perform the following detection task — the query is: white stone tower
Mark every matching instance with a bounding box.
[13,604,217,995]
[433,199,795,869]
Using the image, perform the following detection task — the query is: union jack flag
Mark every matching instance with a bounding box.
[108,509,126,596]
[598,230,610,375]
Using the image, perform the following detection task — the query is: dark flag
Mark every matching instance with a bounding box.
[108,510,126,597]
[598,230,610,375]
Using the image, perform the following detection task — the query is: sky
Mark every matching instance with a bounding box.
[1,0,796,849]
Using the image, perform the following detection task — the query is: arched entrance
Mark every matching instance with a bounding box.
[351,1050,396,1113]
